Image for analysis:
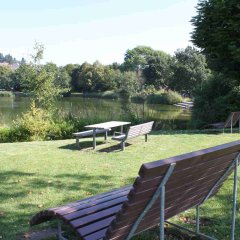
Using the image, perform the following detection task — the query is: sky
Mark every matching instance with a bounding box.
[0,0,199,66]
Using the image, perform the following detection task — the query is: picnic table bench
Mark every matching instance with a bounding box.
[73,129,111,148]
[112,121,154,150]
[30,140,240,240]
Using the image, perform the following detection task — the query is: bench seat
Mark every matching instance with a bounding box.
[73,129,111,148]
[111,134,126,141]
[73,129,110,137]
[30,185,131,240]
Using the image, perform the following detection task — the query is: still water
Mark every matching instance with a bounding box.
[0,96,191,129]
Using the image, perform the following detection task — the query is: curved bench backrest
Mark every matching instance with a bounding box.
[126,121,154,140]
[105,140,240,240]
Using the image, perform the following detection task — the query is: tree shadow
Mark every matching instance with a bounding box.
[98,142,132,153]
[0,170,121,239]
[58,140,107,151]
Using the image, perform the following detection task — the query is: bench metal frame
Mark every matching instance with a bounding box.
[126,154,239,240]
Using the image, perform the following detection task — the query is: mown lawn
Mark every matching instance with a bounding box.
[0,131,239,239]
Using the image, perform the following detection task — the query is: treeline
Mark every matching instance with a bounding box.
[0,46,210,98]
[0,52,26,65]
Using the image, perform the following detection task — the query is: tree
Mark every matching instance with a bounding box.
[191,0,240,81]
[143,54,173,89]
[191,0,240,126]
[21,43,68,110]
[168,46,210,96]
[0,66,13,90]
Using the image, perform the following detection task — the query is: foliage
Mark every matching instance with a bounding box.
[83,90,119,99]
[0,91,14,97]
[0,52,26,64]
[0,66,13,90]
[15,102,53,140]
[168,46,211,96]
[20,43,68,110]
[191,0,240,81]
[192,73,240,127]
[143,53,173,89]
[118,71,140,100]
[146,90,183,105]
[191,0,240,126]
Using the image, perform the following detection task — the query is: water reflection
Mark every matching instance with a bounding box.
[0,97,191,129]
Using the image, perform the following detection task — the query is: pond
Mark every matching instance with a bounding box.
[0,96,192,130]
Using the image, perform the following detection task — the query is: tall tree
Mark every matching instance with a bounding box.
[191,0,240,81]
[168,46,210,96]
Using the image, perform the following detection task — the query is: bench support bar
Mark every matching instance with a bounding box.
[126,163,176,240]
[167,153,239,240]
[58,221,68,240]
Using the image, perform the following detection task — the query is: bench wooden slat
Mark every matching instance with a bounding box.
[70,205,122,228]
[83,228,108,240]
[55,189,129,216]
[64,196,128,221]
[111,121,154,150]
[78,216,115,236]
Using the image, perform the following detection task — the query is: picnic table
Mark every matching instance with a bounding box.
[85,121,131,149]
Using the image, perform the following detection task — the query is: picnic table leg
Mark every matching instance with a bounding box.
[104,131,107,141]
[145,134,148,142]
[76,137,80,149]
[93,128,96,149]
[120,125,123,133]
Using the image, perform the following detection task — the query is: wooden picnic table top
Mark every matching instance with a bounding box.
[85,121,131,130]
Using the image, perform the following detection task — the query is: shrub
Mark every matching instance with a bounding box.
[83,91,119,99]
[0,91,14,97]
[15,102,53,141]
[0,126,30,143]
[147,90,183,104]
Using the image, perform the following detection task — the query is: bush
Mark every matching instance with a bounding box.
[147,90,183,104]
[83,91,119,99]
[0,91,14,97]
[0,126,30,143]
[192,73,240,128]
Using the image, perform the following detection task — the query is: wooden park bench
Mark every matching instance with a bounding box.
[204,111,240,133]
[112,121,154,150]
[73,129,111,148]
[30,140,240,240]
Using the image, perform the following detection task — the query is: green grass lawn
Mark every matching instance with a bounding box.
[0,131,240,239]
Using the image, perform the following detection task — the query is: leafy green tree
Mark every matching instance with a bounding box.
[191,0,240,126]
[21,43,68,110]
[143,53,173,89]
[0,66,13,90]
[123,46,155,71]
[123,46,172,89]
[168,46,210,96]
[191,0,240,81]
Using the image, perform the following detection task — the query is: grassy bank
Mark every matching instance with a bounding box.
[0,91,14,97]
[0,131,239,239]
[71,90,190,105]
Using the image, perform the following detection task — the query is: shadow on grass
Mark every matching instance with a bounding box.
[0,170,122,239]
[58,139,106,151]
[98,142,132,153]
[150,129,235,136]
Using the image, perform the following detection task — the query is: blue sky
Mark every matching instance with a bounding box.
[0,0,198,66]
